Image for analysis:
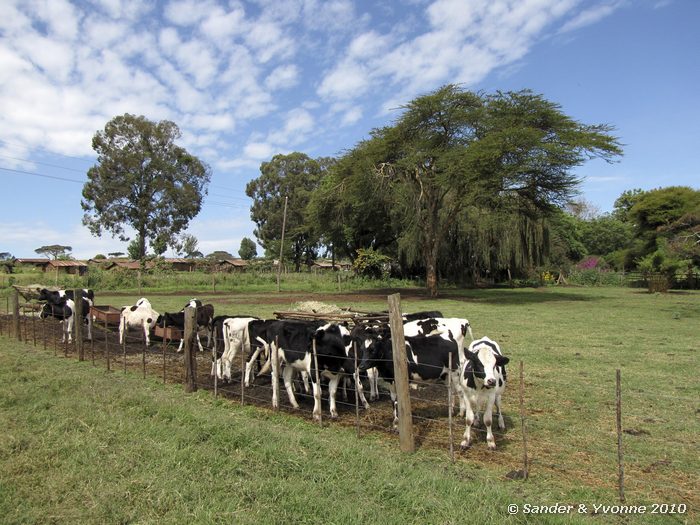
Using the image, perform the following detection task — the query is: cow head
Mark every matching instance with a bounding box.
[465,338,509,389]
[358,335,390,372]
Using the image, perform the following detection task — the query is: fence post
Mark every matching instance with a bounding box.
[162,319,167,383]
[105,318,110,372]
[312,339,322,427]
[616,369,625,503]
[448,352,454,463]
[12,288,20,341]
[183,306,197,393]
[73,289,84,361]
[387,293,415,453]
[240,345,245,405]
[354,341,360,439]
[519,361,529,479]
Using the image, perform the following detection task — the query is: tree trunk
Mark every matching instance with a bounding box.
[424,196,441,298]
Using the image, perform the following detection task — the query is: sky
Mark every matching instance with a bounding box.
[1,0,698,260]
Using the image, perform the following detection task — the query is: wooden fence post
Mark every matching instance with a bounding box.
[12,288,20,341]
[354,341,360,439]
[519,361,529,479]
[448,352,454,463]
[162,319,167,383]
[105,319,110,372]
[183,306,197,393]
[312,339,322,427]
[73,289,84,361]
[387,293,415,453]
[616,369,625,503]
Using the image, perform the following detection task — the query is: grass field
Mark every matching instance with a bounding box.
[1,286,697,524]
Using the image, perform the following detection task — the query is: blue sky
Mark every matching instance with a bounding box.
[1,0,698,259]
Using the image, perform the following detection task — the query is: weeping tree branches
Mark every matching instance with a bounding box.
[311,85,622,296]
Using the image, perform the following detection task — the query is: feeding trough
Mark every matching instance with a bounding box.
[154,324,183,341]
[90,305,122,325]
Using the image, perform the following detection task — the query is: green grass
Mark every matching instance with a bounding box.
[1,286,698,524]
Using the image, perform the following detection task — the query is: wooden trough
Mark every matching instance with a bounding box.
[90,305,122,325]
[154,324,183,341]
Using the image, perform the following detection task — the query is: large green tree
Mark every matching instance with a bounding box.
[238,237,257,260]
[246,153,334,271]
[330,85,622,296]
[82,114,211,259]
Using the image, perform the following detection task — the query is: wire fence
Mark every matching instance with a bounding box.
[1,297,697,518]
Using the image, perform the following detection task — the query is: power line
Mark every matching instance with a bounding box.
[0,166,83,184]
[0,154,89,174]
[0,165,251,210]
[0,139,95,164]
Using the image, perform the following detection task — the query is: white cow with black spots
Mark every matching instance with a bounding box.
[460,337,509,450]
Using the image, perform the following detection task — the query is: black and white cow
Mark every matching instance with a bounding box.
[38,288,95,303]
[212,316,259,381]
[156,299,214,352]
[403,317,474,366]
[460,337,509,450]
[119,298,159,346]
[40,295,93,343]
[359,333,463,428]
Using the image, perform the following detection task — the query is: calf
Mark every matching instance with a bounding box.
[40,296,93,343]
[359,333,463,428]
[38,288,95,303]
[215,316,259,381]
[119,298,159,346]
[460,337,509,450]
[403,316,474,365]
[156,299,214,352]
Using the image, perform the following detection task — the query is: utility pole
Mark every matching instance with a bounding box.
[277,195,288,292]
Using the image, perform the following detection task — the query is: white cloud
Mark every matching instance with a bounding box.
[265,64,300,90]
[164,0,214,26]
[559,2,624,34]
[243,141,275,160]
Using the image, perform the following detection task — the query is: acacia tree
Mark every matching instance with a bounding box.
[82,114,211,259]
[342,85,622,296]
[246,153,334,271]
[35,245,72,259]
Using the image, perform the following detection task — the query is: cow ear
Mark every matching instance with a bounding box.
[465,349,478,361]
[496,355,509,366]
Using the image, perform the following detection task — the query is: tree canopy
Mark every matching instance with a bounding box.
[239,237,257,260]
[35,245,72,259]
[310,85,622,295]
[246,153,334,271]
[82,114,211,259]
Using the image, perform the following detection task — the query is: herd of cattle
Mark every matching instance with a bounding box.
[36,288,510,450]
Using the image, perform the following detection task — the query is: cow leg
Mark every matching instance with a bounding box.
[460,393,476,450]
[196,333,204,352]
[354,371,370,409]
[484,393,497,450]
[244,346,264,386]
[327,374,340,418]
[311,376,322,421]
[367,367,379,401]
[66,316,74,343]
[282,363,299,409]
[301,371,310,394]
[86,315,93,341]
[495,393,505,430]
[143,322,150,347]
[176,338,184,352]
